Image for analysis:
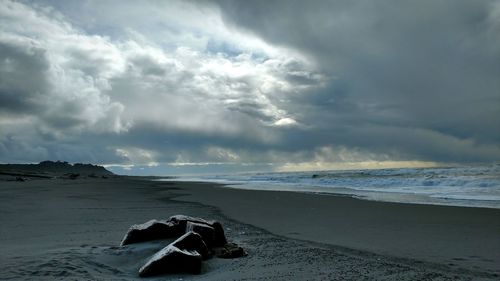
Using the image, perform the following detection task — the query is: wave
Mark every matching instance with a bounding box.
[171,164,500,209]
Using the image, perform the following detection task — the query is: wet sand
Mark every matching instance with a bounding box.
[1,176,499,280]
[175,182,500,273]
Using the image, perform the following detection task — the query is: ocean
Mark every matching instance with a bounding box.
[163,164,500,209]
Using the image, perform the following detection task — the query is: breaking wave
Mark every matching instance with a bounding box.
[170,164,500,209]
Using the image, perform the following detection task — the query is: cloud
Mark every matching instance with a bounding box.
[0,0,322,166]
[0,39,49,115]
[0,1,128,135]
[0,0,498,172]
[214,0,500,162]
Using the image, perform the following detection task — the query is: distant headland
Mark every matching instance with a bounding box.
[0,161,114,180]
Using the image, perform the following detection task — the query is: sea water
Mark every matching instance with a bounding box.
[162,164,500,209]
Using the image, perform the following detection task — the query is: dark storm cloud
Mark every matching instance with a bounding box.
[214,0,500,163]
[0,41,49,115]
[1,0,499,171]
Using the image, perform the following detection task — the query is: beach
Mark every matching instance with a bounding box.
[1,176,499,280]
[3,1,499,280]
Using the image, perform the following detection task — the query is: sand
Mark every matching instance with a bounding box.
[1,176,499,280]
[174,182,500,272]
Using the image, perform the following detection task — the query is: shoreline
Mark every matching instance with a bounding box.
[1,176,499,280]
[160,178,500,210]
[170,180,500,274]
[152,176,500,210]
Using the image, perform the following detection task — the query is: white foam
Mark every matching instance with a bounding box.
[159,164,500,209]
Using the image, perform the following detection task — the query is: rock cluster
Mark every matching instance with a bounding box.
[121,215,246,277]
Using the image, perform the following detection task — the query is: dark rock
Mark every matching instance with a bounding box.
[172,231,209,260]
[15,176,25,182]
[138,231,211,277]
[210,221,227,247]
[167,215,212,229]
[138,245,202,277]
[121,215,227,246]
[121,219,179,246]
[122,215,245,277]
[186,222,216,248]
[214,242,247,259]
[167,215,227,247]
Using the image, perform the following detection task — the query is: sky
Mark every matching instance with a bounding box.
[0,0,499,175]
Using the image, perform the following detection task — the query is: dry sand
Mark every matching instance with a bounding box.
[1,176,499,280]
